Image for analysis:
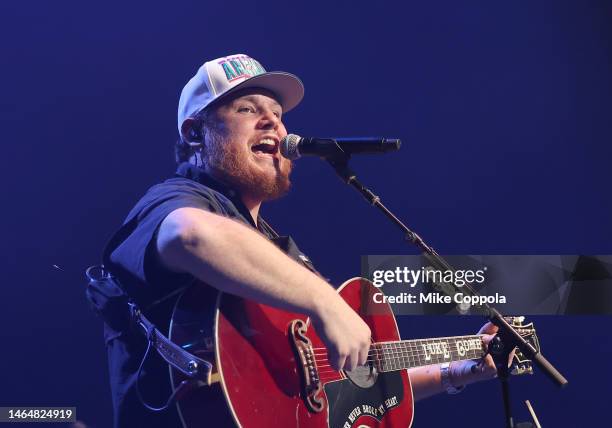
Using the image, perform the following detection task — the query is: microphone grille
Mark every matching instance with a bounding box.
[280,134,302,160]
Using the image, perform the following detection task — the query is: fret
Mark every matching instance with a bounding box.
[400,341,413,369]
[403,340,415,369]
[383,343,391,371]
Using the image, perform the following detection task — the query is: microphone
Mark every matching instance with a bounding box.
[280,134,401,160]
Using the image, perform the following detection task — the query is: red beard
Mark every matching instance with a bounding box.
[203,134,293,202]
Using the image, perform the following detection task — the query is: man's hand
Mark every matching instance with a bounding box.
[449,322,515,386]
[310,295,371,372]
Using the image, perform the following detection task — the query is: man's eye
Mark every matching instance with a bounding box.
[273,111,281,118]
[238,106,255,113]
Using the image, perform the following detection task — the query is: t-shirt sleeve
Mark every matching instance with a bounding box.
[103,179,229,298]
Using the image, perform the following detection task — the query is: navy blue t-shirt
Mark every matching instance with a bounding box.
[102,163,317,428]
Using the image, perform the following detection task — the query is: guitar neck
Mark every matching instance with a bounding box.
[373,334,485,372]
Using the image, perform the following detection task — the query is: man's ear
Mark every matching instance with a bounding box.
[180,118,204,147]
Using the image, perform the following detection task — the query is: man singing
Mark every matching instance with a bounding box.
[101,54,499,427]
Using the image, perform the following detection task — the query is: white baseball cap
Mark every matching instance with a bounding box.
[177,54,304,134]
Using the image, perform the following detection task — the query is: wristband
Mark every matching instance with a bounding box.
[440,362,466,395]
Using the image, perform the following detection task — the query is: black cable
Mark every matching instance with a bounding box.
[135,329,184,412]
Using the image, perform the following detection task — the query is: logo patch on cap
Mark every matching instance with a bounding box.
[218,56,266,82]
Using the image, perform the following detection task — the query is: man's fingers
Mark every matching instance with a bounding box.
[508,349,517,367]
[358,345,370,367]
[484,355,497,372]
[474,356,498,378]
[345,344,370,371]
[347,351,359,371]
[332,353,347,372]
[330,342,370,371]
[478,321,499,335]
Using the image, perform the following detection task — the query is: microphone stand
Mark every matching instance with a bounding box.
[326,154,568,428]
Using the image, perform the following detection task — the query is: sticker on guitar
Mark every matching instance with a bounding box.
[342,396,398,428]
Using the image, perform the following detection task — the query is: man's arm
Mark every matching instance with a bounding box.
[156,207,371,371]
[409,322,500,401]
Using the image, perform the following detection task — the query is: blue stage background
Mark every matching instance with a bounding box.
[1,1,610,426]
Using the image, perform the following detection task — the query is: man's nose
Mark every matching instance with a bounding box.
[257,110,280,130]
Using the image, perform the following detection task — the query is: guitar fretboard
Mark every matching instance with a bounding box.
[373,335,485,372]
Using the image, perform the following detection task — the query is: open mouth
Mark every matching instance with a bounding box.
[251,138,279,156]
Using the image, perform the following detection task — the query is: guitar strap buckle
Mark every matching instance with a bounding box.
[128,301,213,381]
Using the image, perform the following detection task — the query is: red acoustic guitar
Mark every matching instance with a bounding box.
[169,278,537,428]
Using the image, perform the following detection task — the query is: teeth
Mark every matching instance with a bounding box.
[259,138,276,146]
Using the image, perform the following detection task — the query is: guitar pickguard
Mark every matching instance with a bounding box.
[324,371,405,428]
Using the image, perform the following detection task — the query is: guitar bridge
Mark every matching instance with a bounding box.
[289,319,324,413]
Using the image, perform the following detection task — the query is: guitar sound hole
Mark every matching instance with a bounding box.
[344,363,378,388]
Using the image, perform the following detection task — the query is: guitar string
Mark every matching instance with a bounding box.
[310,347,484,368]
[311,345,484,377]
[309,335,484,352]
[311,343,482,354]
[315,358,483,379]
[312,359,484,380]
[310,347,484,360]
[310,352,483,363]
[310,348,481,357]
[313,354,483,363]
[312,352,482,365]
[313,354,482,370]
[310,338,486,364]
[311,336,486,376]
[312,354,482,371]
[297,337,485,375]
[310,352,483,370]
[311,350,483,362]
[312,350,480,367]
